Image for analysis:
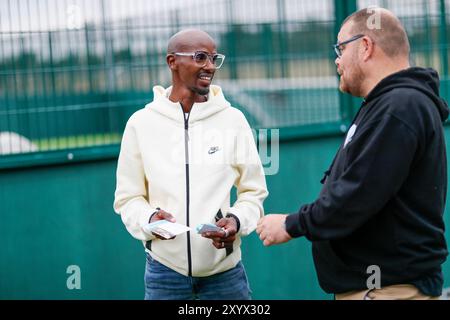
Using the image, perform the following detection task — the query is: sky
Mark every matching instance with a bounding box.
[0,0,446,32]
[1,0,425,33]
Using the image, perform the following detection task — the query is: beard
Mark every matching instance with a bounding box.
[190,84,210,96]
[339,56,365,97]
[193,86,210,96]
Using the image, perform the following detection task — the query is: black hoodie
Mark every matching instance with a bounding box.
[286,67,449,296]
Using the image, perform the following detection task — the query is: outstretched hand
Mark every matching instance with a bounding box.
[256,214,292,246]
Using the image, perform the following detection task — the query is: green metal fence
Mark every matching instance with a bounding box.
[1,0,450,161]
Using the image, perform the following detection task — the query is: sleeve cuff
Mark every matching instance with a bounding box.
[226,213,241,233]
[285,212,307,238]
[140,207,160,240]
[148,207,161,223]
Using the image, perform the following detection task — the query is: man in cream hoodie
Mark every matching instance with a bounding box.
[113,29,268,300]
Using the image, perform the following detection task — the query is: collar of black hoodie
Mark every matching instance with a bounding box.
[147,85,231,125]
[364,67,449,121]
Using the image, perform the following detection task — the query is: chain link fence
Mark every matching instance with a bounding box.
[0,0,449,156]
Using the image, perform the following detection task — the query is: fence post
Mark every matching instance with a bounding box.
[84,23,94,92]
[334,0,358,127]
[262,24,274,79]
[423,0,432,67]
[440,0,448,77]
[225,0,238,80]
[277,0,288,78]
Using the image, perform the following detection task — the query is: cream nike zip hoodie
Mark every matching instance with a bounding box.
[114,85,268,277]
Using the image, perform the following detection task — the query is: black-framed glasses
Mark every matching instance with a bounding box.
[172,51,226,69]
[333,34,364,58]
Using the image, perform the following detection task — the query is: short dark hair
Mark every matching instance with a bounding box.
[342,8,410,58]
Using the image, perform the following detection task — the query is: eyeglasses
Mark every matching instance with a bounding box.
[333,34,364,58]
[172,51,226,69]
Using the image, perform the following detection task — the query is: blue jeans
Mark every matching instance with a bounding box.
[144,253,252,300]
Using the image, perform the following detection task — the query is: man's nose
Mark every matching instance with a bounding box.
[204,57,216,70]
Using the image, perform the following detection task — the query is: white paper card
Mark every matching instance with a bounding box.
[143,220,191,239]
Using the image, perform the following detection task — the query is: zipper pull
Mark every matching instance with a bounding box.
[180,103,190,141]
[185,122,189,141]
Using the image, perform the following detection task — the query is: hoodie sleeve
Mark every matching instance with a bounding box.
[286,113,418,241]
[228,112,269,236]
[113,117,158,241]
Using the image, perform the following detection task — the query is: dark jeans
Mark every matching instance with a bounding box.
[144,253,252,300]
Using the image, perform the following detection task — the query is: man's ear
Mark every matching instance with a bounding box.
[361,36,375,62]
[167,54,177,70]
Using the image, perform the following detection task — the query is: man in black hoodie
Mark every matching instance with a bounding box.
[257,7,448,300]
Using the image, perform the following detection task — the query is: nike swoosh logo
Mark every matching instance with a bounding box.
[208,146,219,154]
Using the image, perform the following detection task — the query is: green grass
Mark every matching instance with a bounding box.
[32,133,122,151]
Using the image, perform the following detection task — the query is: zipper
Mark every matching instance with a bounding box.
[181,104,193,277]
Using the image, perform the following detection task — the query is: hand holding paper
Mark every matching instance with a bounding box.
[200,217,237,250]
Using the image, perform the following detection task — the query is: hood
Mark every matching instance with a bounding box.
[147,85,230,125]
[365,67,449,122]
